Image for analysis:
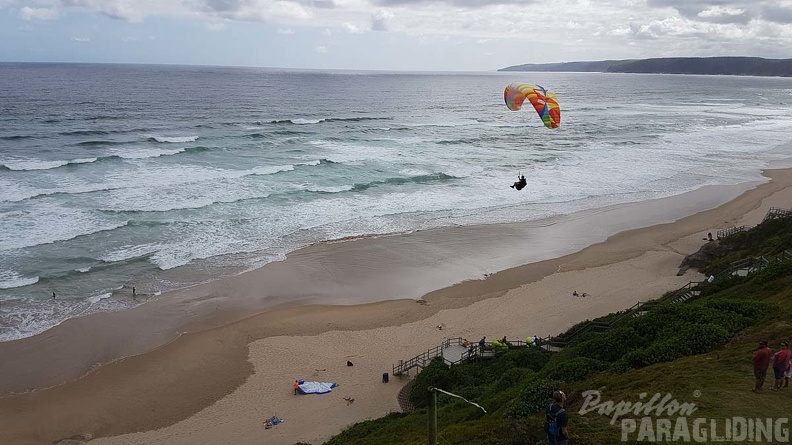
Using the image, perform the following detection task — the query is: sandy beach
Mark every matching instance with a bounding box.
[2,168,792,445]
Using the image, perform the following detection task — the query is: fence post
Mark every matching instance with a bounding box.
[428,388,437,445]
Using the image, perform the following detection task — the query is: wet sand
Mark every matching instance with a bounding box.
[1,168,791,445]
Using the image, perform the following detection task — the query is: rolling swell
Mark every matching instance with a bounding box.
[75,140,125,147]
[352,172,456,191]
[0,135,34,141]
[59,130,111,136]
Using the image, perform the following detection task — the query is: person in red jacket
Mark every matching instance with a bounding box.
[753,340,773,392]
[772,341,790,390]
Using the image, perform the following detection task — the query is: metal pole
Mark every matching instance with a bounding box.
[428,387,437,445]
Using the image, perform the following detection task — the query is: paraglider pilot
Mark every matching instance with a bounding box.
[510,174,527,191]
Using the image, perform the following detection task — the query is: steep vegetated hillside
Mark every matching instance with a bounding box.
[309,216,792,445]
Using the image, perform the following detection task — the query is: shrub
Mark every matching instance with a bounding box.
[542,357,608,382]
[505,376,560,419]
[626,323,730,368]
[409,357,454,408]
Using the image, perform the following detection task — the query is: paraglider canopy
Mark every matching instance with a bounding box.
[504,83,560,129]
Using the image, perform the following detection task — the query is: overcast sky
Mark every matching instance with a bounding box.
[1,0,791,71]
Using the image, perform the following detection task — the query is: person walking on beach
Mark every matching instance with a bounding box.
[772,341,790,390]
[545,390,569,445]
[294,380,300,395]
[132,287,136,297]
[752,340,773,392]
[52,292,56,300]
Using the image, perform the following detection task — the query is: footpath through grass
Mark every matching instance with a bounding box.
[307,217,792,445]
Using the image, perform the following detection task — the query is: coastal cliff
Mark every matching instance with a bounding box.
[499,56,792,77]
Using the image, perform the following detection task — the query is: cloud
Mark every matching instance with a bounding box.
[760,3,792,24]
[60,0,150,21]
[278,27,296,34]
[315,45,327,53]
[342,21,362,33]
[646,0,756,24]
[20,7,58,21]
[373,0,528,6]
[71,36,90,42]
[371,9,392,31]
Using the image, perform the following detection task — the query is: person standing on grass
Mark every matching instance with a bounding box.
[772,341,790,390]
[752,340,773,392]
[545,390,569,445]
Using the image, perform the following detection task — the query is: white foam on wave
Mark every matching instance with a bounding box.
[0,270,39,289]
[291,118,323,125]
[0,292,138,341]
[110,147,186,159]
[1,159,69,171]
[71,157,99,164]
[99,243,162,263]
[150,135,199,143]
[92,164,289,212]
[307,139,397,163]
[0,204,129,251]
[87,292,112,304]
[76,267,91,273]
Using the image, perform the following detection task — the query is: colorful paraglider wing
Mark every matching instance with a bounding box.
[504,83,560,129]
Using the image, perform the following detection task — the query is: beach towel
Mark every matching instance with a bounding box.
[298,381,338,394]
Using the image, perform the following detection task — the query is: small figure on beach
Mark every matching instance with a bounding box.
[347,360,354,367]
[707,232,714,241]
[510,173,527,191]
[572,290,579,297]
[132,287,136,297]
[343,396,355,405]
[294,380,300,395]
[437,324,443,331]
[752,340,772,392]
[479,336,486,348]
[52,292,56,300]
[708,275,715,284]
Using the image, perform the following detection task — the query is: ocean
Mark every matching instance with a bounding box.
[1,63,791,341]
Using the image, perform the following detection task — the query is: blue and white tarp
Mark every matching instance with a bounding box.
[298,381,338,394]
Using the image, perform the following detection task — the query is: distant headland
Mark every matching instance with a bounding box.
[499,57,792,77]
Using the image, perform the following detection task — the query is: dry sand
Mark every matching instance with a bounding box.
[2,168,792,445]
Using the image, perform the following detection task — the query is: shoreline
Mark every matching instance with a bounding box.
[0,178,762,394]
[1,168,792,444]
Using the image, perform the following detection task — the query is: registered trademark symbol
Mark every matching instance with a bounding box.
[693,390,701,398]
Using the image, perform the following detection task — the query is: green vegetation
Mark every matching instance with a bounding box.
[308,217,792,445]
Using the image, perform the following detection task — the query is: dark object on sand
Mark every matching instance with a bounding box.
[347,360,354,367]
[382,372,389,383]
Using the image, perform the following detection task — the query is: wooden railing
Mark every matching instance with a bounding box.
[764,207,792,221]
[717,225,748,240]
